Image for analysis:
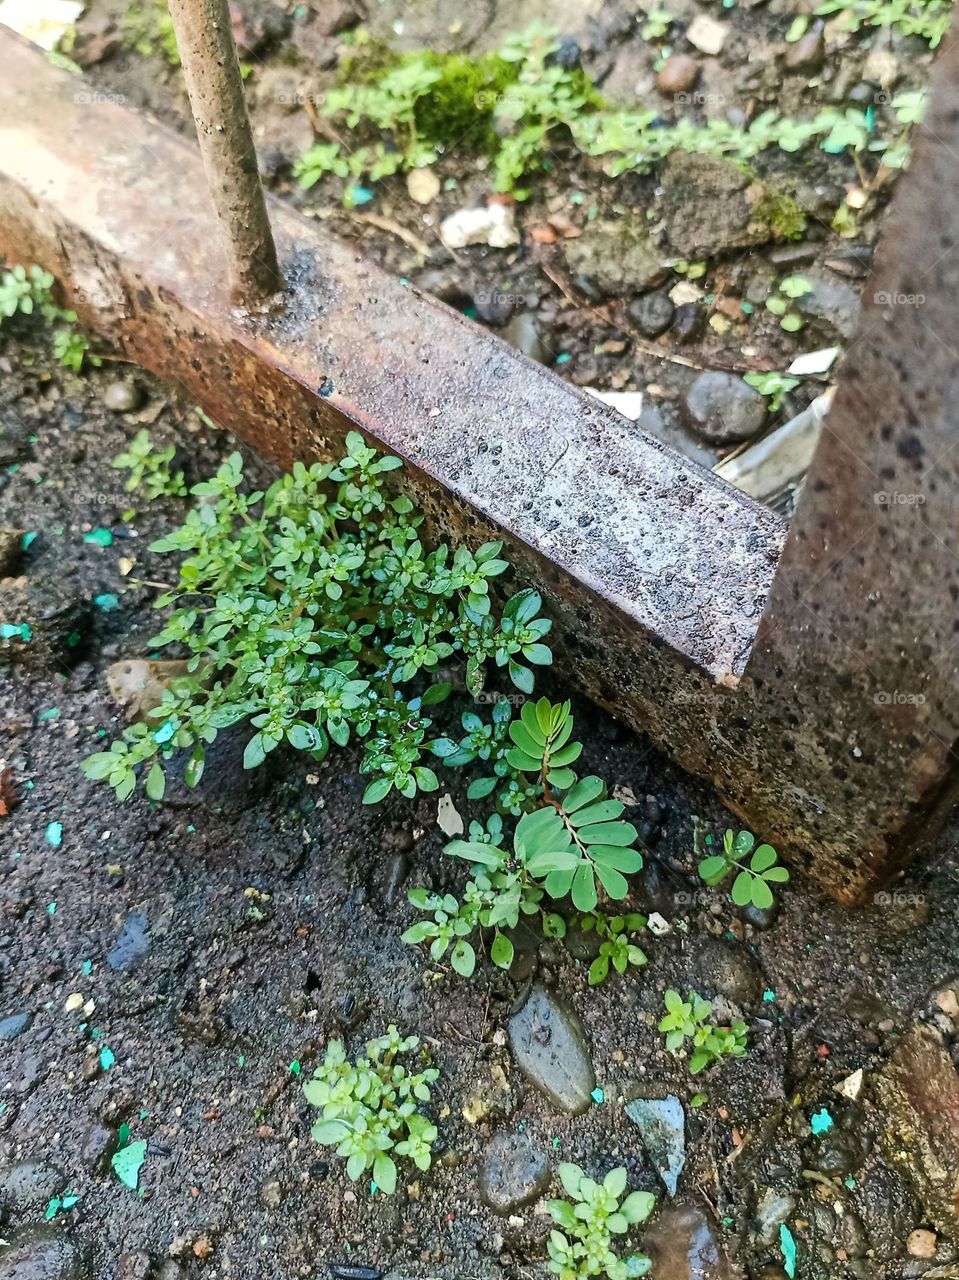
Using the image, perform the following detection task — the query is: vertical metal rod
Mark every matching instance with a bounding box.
[167,0,282,305]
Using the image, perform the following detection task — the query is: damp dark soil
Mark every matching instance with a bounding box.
[1,342,959,1280]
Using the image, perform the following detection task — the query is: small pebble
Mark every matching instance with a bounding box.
[102,381,143,413]
[907,1228,937,1259]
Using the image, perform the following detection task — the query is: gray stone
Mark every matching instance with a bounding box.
[625,1095,685,1196]
[501,313,548,364]
[0,1161,66,1213]
[874,1025,959,1240]
[642,1202,734,1278]
[479,1132,550,1214]
[627,292,675,338]
[116,1254,152,1280]
[753,1188,796,1247]
[682,372,767,445]
[260,1180,284,1208]
[687,936,763,1006]
[0,1227,83,1280]
[508,986,595,1114]
[0,1014,32,1042]
[795,273,860,342]
[784,27,825,72]
[106,912,150,970]
[659,152,769,258]
[563,221,669,297]
[102,381,142,413]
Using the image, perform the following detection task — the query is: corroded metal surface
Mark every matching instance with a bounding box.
[1,28,958,902]
[167,0,282,301]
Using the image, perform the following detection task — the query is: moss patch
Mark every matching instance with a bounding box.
[753,189,807,241]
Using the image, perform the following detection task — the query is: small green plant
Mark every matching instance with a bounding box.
[0,262,99,371]
[639,5,675,39]
[404,699,648,980]
[698,828,790,910]
[764,274,812,333]
[304,1026,438,1195]
[113,430,188,499]
[814,0,952,45]
[659,989,748,1074]
[547,1163,655,1280]
[582,912,648,986]
[123,1,181,65]
[743,371,800,413]
[0,264,54,319]
[81,434,552,803]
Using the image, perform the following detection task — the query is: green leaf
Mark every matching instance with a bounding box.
[445,839,503,868]
[362,777,393,805]
[750,844,778,873]
[698,854,728,883]
[588,955,610,985]
[604,1167,627,1197]
[577,820,637,846]
[763,865,790,883]
[450,939,475,977]
[750,876,774,909]
[620,1190,656,1224]
[731,870,753,906]
[243,733,266,769]
[310,1118,350,1144]
[508,660,534,694]
[571,863,597,912]
[373,1153,397,1195]
[563,775,605,812]
[595,863,629,900]
[144,761,165,802]
[490,931,514,969]
[558,1162,583,1198]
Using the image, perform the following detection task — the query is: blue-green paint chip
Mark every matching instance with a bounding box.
[46,822,63,847]
[780,1224,797,1277]
[591,1087,605,1104]
[810,1108,833,1135]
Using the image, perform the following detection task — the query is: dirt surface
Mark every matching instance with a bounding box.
[1,341,959,1280]
[3,1,959,1277]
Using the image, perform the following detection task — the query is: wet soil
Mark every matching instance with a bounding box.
[1,344,959,1280]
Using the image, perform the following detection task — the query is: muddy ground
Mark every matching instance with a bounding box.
[1,337,959,1280]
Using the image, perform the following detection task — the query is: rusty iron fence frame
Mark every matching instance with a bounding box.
[1,19,958,904]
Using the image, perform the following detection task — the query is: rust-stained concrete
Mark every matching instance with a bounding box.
[1,28,957,902]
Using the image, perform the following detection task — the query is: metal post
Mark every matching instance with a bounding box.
[167,0,282,305]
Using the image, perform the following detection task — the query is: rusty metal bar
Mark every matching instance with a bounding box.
[2,27,958,902]
[166,0,282,304]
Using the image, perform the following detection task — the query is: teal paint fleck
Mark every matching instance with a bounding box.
[83,528,113,547]
[780,1224,797,1277]
[82,960,93,976]
[40,707,60,720]
[99,1046,116,1071]
[555,352,572,365]
[1,622,31,641]
[348,186,374,206]
[763,989,776,1002]
[46,822,63,847]
[47,902,57,916]
[94,593,119,611]
[810,1108,833,1135]
[844,1176,856,1189]
[22,531,37,549]
[152,720,176,745]
[289,1060,301,1076]
[591,1087,605,1104]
